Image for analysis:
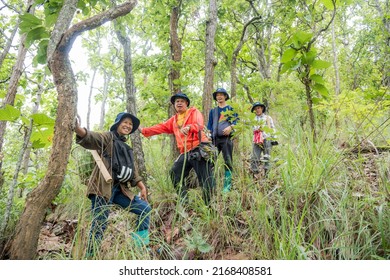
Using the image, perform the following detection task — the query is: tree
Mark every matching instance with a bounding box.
[280,0,336,142]
[202,0,217,122]
[9,0,138,260]
[0,0,35,188]
[0,2,20,69]
[168,1,183,158]
[230,16,262,99]
[0,73,47,239]
[114,18,148,179]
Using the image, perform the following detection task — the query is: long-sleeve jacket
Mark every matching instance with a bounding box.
[76,130,143,201]
[141,107,209,154]
[207,105,238,139]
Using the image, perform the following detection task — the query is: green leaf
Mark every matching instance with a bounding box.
[31,113,55,126]
[312,97,321,104]
[310,74,325,84]
[25,27,50,48]
[19,14,43,33]
[293,31,313,48]
[281,48,297,63]
[36,39,49,65]
[0,105,21,121]
[280,60,297,74]
[31,127,54,148]
[21,116,31,126]
[312,59,331,69]
[320,0,334,10]
[313,83,329,98]
[198,243,213,253]
[302,49,317,64]
[45,13,59,28]
[291,59,302,70]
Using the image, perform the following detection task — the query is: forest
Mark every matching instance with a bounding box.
[0,0,389,260]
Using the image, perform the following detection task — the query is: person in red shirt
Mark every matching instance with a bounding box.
[140,93,215,205]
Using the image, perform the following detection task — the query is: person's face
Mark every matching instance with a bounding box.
[215,92,227,103]
[174,98,189,113]
[254,106,264,116]
[117,117,133,136]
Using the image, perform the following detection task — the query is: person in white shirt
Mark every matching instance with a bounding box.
[250,102,276,176]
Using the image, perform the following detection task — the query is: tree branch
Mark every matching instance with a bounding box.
[309,0,337,47]
[57,0,138,55]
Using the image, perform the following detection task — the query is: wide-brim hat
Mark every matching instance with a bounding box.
[110,112,140,134]
[170,92,190,106]
[251,102,266,113]
[213,87,230,101]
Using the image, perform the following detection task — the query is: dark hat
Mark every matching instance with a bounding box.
[212,87,230,101]
[110,112,140,134]
[170,92,190,106]
[251,102,266,113]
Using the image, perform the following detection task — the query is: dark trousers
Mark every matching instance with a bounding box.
[250,139,272,173]
[169,150,216,205]
[213,136,233,172]
[86,185,151,256]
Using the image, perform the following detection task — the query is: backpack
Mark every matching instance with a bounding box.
[111,133,135,183]
[211,106,235,139]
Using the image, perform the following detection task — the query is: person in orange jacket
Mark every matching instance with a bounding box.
[140,93,215,205]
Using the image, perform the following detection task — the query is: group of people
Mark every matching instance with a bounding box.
[74,88,276,258]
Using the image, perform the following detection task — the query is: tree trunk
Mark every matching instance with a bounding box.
[114,23,148,180]
[0,106,35,238]
[169,5,182,94]
[99,69,112,130]
[0,0,35,189]
[231,16,261,99]
[373,0,390,87]
[331,20,341,131]
[169,3,182,159]
[18,74,46,198]
[0,20,19,68]
[202,0,217,121]
[304,74,317,142]
[9,0,138,260]
[87,68,97,130]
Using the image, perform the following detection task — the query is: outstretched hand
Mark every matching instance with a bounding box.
[74,114,86,137]
[75,114,81,128]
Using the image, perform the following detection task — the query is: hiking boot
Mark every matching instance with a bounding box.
[131,229,150,248]
[222,170,232,193]
[260,154,270,162]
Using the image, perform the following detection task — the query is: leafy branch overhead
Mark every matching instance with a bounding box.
[279,0,336,140]
[281,31,331,100]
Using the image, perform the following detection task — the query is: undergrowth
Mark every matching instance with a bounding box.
[18,117,390,260]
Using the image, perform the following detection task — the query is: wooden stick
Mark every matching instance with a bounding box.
[90,150,113,183]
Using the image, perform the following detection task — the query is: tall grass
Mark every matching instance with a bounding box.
[50,120,389,260]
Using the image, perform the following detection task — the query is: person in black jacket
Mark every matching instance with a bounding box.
[75,112,151,258]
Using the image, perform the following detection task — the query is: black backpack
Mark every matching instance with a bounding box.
[111,133,135,183]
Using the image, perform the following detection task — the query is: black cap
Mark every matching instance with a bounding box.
[251,102,266,113]
[110,112,140,134]
[170,92,190,106]
[212,87,230,101]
